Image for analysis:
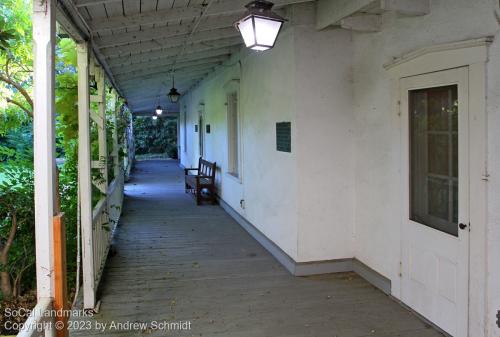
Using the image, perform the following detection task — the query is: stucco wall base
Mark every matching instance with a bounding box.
[218,196,391,295]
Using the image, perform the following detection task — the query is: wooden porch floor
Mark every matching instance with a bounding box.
[70,160,443,337]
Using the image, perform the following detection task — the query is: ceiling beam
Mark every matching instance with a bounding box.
[94,15,240,48]
[108,45,240,67]
[88,0,314,32]
[119,70,212,89]
[112,55,229,76]
[107,44,240,67]
[74,0,120,7]
[100,28,239,58]
[115,63,220,82]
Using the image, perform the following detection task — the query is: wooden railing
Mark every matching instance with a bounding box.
[91,174,124,291]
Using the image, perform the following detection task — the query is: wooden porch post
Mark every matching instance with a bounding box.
[32,0,56,308]
[111,91,120,178]
[97,66,108,193]
[77,42,96,310]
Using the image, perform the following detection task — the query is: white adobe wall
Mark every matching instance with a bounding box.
[179,7,356,262]
[179,0,499,335]
[486,30,500,337]
[350,0,499,336]
[294,26,355,261]
[180,28,301,260]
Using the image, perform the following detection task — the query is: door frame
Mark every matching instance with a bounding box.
[198,103,205,158]
[385,37,490,337]
[399,67,469,337]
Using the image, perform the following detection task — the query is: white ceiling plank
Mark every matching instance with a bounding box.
[112,55,230,75]
[94,14,239,48]
[115,62,222,82]
[120,74,210,91]
[109,45,237,69]
[106,40,241,66]
[117,64,218,83]
[75,0,120,7]
[100,28,240,58]
[89,0,314,32]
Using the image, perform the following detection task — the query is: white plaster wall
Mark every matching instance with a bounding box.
[294,26,356,261]
[351,1,499,336]
[486,30,500,337]
[178,1,499,334]
[180,27,300,259]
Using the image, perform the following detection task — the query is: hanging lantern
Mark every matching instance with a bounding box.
[152,115,158,120]
[168,75,181,103]
[234,0,285,51]
[155,105,163,115]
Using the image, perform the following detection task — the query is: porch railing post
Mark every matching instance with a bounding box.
[77,42,96,310]
[32,0,56,306]
[96,67,108,193]
[111,91,120,177]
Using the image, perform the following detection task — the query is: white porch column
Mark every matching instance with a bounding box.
[77,42,96,310]
[33,0,56,303]
[111,91,120,178]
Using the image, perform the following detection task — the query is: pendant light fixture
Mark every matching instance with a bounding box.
[152,115,158,120]
[155,105,163,115]
[167,75,181,103]
[234,0,285,51]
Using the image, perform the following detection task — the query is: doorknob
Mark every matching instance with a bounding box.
[458,223,468,230]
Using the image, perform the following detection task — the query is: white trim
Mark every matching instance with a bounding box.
[77,42,96,310]
[33,0,56,301]
[385,37,493,76]
[388,37,490,337]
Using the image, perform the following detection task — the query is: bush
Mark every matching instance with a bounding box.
[134,116,178,159]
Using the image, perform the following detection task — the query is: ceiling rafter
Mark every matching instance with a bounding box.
[112,55,230,76]
[117,65,218,84]
[94,14,240,48]
[100,28,239,58]
[106,41,241,66]
[88,0,314,32]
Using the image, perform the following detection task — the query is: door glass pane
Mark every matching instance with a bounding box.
[410,85,458,236]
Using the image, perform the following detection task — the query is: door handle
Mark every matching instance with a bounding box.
[458,223,468,230]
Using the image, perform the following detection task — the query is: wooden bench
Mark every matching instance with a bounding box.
[184,157,217,205]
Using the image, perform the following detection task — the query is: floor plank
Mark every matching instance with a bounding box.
[70,159,444,337]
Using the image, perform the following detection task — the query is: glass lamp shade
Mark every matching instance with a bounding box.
[168,87,181,103]
[155,105,163,115]
[152,115,158,120]
[235,1,285,51]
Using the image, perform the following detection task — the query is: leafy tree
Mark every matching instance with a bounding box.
[0,0,33,133]
[134,116,178,158]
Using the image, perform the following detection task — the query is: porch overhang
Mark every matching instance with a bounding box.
[55,0,316,116]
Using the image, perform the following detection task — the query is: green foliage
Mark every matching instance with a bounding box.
[0,0,33,133]
[134,117,178,159]
[0,149,35,299]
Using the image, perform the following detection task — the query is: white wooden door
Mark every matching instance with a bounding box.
[400,67,469,337]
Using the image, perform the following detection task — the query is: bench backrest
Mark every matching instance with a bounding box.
[198,157,216,178]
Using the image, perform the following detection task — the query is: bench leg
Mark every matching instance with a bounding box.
[196,187,201,205]
[210,187,217,205]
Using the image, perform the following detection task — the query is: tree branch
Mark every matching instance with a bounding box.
[0,74,33,110]
[0,212,17,265]
[6,98,32,117]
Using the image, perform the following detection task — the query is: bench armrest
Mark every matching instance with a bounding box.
[184,168,199,175]
[195,175,214,183]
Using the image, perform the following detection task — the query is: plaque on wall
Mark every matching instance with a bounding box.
[206,124,211,134]
[195,125,198,132]
[276,122,291,153]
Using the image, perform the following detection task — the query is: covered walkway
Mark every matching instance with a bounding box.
[71,160,442,337]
